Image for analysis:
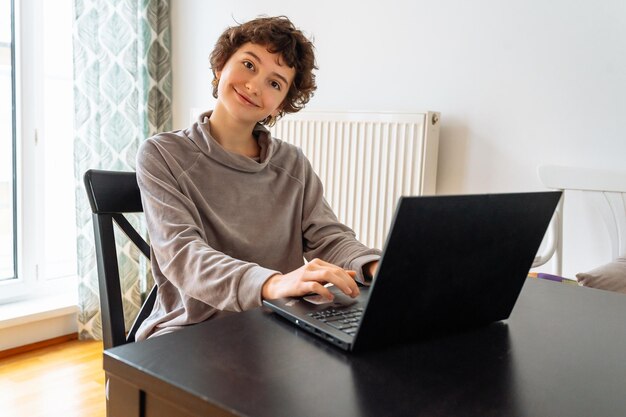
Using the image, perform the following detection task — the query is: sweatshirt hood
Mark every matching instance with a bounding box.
[186,110,275,173]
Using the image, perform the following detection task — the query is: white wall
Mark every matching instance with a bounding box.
[170,0,626,277]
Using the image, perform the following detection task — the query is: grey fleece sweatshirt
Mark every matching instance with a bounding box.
[135,111,381,340]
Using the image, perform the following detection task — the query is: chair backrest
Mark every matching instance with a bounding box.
[534,165,626,276]
[83,169,157,349]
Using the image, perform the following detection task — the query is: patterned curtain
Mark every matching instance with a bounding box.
[72,0,172,340]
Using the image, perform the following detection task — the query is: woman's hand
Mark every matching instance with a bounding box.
[365,260,379,279]
[262,258,359,301]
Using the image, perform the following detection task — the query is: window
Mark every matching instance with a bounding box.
[0,0,76,303]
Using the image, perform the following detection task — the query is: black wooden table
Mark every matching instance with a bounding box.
[104,278,626,417]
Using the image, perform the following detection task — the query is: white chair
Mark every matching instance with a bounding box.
[533,165,626,277]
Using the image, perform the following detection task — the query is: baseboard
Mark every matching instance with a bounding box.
[0,310,79,352]
[0,332,79,359]
[0,291,79,352]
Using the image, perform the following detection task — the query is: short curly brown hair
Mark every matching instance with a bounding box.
[209,16,317,125]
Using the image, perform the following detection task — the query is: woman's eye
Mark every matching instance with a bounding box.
[270,81,281,90]
[243,61,254,70]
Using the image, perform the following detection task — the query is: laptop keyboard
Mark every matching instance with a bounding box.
[308,307,364,336]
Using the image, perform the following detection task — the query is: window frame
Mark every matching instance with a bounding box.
[0,0,18,282]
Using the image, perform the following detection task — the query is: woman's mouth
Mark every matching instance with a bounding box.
[234,88,259,107]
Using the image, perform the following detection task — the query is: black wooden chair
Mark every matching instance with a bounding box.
[84,169,157,349]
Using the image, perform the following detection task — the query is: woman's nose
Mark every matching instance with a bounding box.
[245,76,260,95]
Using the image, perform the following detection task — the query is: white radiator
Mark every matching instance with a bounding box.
[271,111,440,250]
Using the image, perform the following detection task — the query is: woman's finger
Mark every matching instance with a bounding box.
[305,281,334,300]
[305,265,359,297]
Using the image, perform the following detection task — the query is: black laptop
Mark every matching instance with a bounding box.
[263,192,562,352]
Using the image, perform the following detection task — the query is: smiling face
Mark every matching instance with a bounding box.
[214,42,296,127]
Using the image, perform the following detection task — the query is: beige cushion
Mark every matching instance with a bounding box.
[576,256,626,294]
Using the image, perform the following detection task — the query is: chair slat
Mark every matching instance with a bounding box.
[113,213,151,258]
[84,169,143,214]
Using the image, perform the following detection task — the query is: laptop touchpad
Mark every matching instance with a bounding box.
[303,294,334,305]
[303,286,358,306]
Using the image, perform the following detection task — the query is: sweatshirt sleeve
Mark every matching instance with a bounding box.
[136,139,279,311]
[299,152,381,285]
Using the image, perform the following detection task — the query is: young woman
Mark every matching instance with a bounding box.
[135,16,380,340]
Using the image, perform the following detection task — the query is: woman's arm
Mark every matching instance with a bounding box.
[299,152,381,285]
[137,139,278,311]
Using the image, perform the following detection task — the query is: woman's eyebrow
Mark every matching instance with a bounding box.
[243,51,290,86]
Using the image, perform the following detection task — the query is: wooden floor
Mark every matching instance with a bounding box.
[0,339,106,417]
